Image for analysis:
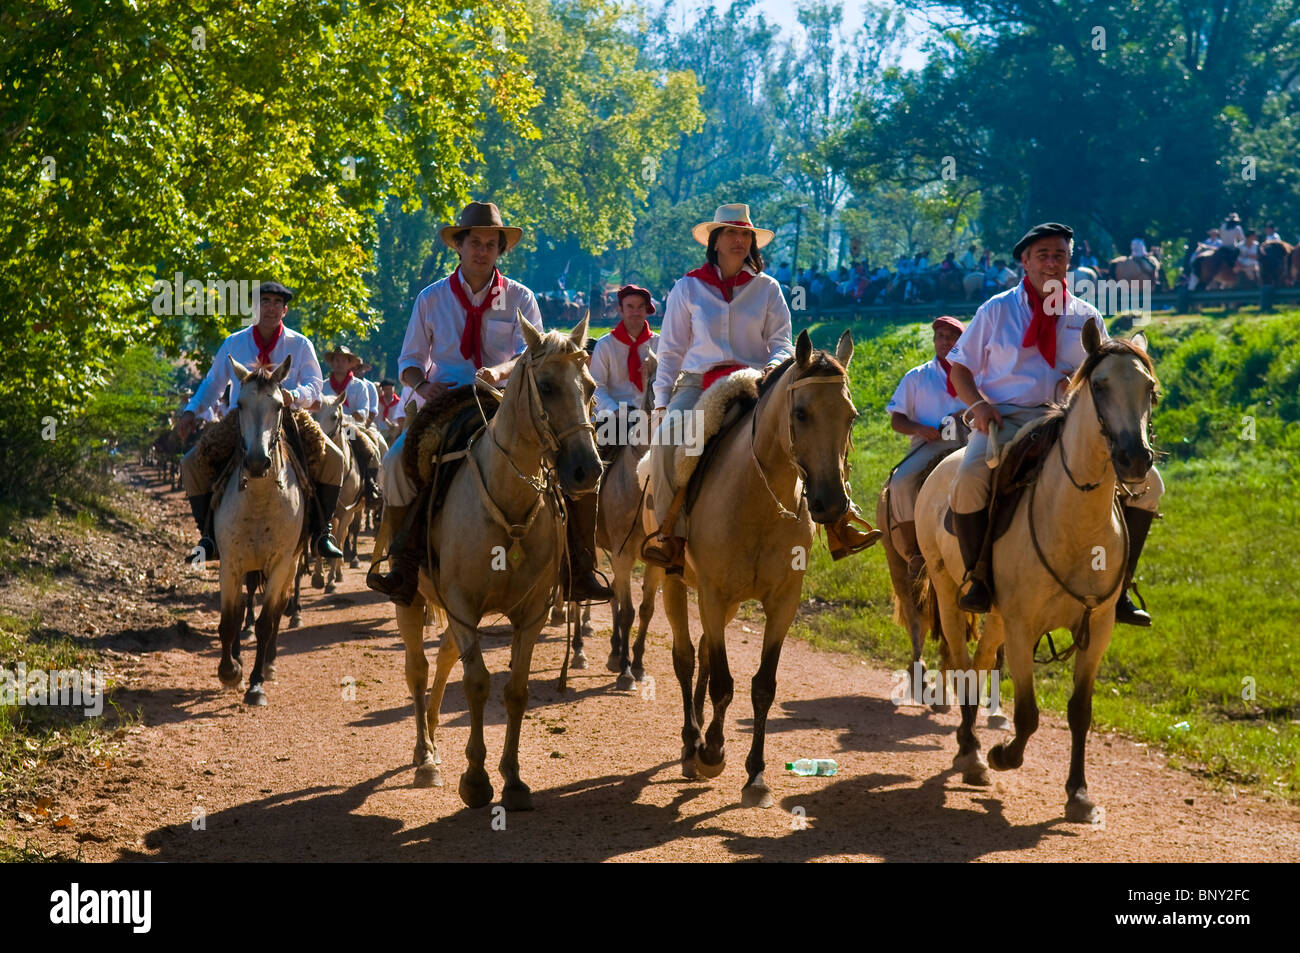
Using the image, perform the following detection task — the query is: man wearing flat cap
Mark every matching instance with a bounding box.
[368,201,613,607]
[945,223,1162,624]
[177,281,348,562]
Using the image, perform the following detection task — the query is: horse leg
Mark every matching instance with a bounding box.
[425,626,458,783]
[216,568,244,689]
[397,598,438,787]
[975,612,1011,730]
[453,628,494,809]
[663,575,701,778]
[631,565,659,682]
[1065,616,1114,823]
[693,631,709,729]
[695,587,733,779]
[242,573,257,643]
[931,572,987,784]
[741,582,799,808]
[570,603,587,670]
[500,624,542,811]
[244,578,287,707]
[288,555,303,628]
[311,551,325,589]
[988,621,1038,773]
[610,551,636,688]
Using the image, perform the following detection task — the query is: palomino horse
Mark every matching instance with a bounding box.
[914,323,1157,821]
[214,357,308,706]
[394,317,600,810]
[1108,254,1162,291]
[587,352,663,690]
[311,390,363,592]
[649,330,859,808]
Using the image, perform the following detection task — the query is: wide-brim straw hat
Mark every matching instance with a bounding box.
[440,201,524,252]
[324,345,362,367]
[692,203,775,249]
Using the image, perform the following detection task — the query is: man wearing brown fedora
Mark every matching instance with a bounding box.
[324,344,383,505]
[368,201,612,606]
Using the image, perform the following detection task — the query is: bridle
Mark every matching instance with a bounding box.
[235,385,288,486]
[748,368,857,521]
[1057,358,1156,495]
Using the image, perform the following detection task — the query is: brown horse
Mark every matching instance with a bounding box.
[643,330,858,807]
[1108,254,1163,292]
[1260,239,1294,286]
[914,324,1157,822]
[392,317,600,810]
[1187,245,1240,290]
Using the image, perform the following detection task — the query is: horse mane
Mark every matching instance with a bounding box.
[1064,336,1159,402]
[758,349,845,396]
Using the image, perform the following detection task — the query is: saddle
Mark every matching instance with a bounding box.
[943,408,1067,545]
[402,384,504,513]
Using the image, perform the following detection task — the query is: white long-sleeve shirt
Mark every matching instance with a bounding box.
[398,270,544,388]
[653,266,794,409]
[186,323,323,417]
[355,375,379,420]
[324,373,371,422]
[591,328,658,416]
[947,283,1107,407]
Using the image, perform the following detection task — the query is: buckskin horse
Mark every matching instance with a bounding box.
[393,317,600,810]
[213,357,307,706]
[641,330,859,808]
[914,323,1158,822]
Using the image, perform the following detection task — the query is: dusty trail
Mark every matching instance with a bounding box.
[17,474,1299,862]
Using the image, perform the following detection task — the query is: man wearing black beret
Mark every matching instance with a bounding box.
[943,224,1163,624]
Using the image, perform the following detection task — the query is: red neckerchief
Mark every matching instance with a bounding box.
[687,264,753,303]
[379,392,399,421]
[937,357,957,397]
[1020,277,1067,368]
[702,363,747,390]
[610,321,652,391]
[451,267,505,369]
[328,370,353,395]
[251,322,283,368]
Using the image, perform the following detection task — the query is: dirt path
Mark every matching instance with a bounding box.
[17,474,1300,862]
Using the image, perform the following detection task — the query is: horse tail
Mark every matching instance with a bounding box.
[925,575,941,643]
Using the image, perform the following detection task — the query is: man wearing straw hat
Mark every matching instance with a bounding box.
[323,344,383,505]
[368,201,612,606]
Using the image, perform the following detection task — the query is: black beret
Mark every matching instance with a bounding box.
[258,280,295,301]
[1012,223,1073,261]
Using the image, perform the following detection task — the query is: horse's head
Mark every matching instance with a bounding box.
[515,314,601,496]
[769,329,858,525]
[1072,321,1159,485]
[230,354,291,479]
[314,388,345,439]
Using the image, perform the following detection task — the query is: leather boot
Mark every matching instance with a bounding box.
[895,520,925,579]
[351,435,383,506]
[953,508,993,612]
[313,482,345,559]
[641,486,688,575]
[186,493,219,562]
[825,502,883,561]
[563,492,612,602]
[366,500,427,608]
[1115,507,1154,626]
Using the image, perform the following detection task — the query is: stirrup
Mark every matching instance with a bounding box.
[825,512,882,561]
[640,533,684,573]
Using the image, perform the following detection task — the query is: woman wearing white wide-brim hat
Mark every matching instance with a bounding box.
[641,204,880,573]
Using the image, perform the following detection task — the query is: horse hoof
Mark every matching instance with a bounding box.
[631,665,645,682]
[325,582,337,594]
[952,751,989,785]
[695,751,726,779]
[549,608,566,626]
[458,771,494,809]
[740,784,774,809]
[616,672,636,691]
[606,652,621,673]
[501,783,534,812]
[1065,791,1099,824]
[218,663,242,689]
[349,558,361,569]
[243,686,268,707]
[311,573,325,589]
[580,624,594,640]
[414,763,443,788]
[988,743,1019,772]
[930,702,952,714]
[987,713,1013,731]
[288,615,301,629]
[241,627,255,643]
[571,650,587,670]
[263,663,276,681]
[680,748,698,779]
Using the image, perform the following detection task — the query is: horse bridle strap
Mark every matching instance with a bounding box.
[465,430,549,545]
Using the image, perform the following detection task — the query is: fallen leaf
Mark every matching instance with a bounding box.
[53,814,75,828]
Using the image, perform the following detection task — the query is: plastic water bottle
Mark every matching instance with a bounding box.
[785,758,838,777]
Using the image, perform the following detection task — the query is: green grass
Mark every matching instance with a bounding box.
[790,308,1300,801]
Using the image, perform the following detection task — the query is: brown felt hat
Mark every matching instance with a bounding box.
[323,345,362,367]
[439,201,524,252]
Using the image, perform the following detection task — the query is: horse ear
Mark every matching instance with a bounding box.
[1130,331,1149,354]
[569,311,589,349]
[795,330,813,368]
[1082,317,1102,355]
[271,354,292,383]
[518,309,543,351]
[835,330,854,368]
[229,355,251,382]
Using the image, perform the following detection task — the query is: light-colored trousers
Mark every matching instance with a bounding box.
[888,438,963,524]
[649,372,705,535]
[380,430,417,507]
[948,402,1163,514]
